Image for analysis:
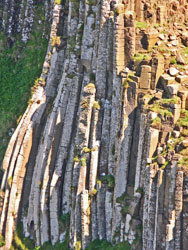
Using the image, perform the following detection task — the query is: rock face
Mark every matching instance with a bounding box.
[1,0,188,249]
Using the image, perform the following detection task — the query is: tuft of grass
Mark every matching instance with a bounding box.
[136,21,148,29]
[132,53,151,62]
[170,58,177,64]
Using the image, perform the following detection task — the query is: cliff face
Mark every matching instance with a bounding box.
[1,0,188,249]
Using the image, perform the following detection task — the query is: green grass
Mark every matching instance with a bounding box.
[11,223,69,250]
[136,21,148,29]
[132,53,151,62]
[86,239,131,250]
[160,96,180,105]
[177,110,188,128]
[0,33,48,164]
[150,102,173,118]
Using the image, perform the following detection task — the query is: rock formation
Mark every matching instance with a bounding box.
[1,0,188,249]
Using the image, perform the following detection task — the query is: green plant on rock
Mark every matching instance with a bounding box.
[75,241,82,250]
[170,58,177,64]
[132,52,150,62]
[83,147,91,153]
[85,83,95,89]
[59,213,70,232]
[136,21,148,29]
[93,101,100,110]
[0,234,5,247]
[8,176,13,188]
[150,102,173,118]
[160,96,180,105]
[101,175,115,189]
[73,156,79,163]
[81,157,87,167]
[89,188,98,197]
[114,4,124,15]
[178,110,188,128]
[54,0,62,4]
[151,116,161,129]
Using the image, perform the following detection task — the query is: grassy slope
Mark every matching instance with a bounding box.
[0,4,49,165]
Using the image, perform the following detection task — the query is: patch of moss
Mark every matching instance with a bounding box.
[73,156,79,162]
[54,0,62,4]
[93,101,100,110]
[136,21,148,29]
[81,157,87,167]
[83,147,91,153]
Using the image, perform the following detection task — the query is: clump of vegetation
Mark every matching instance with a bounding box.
[51,36,61,47]
[132,53,150,62]
[81,157,87,167]
[150,102,173,118]
[100,175,115,189]
[0,234,5,247]
[54,0,62,4]
[160,96,180,105]
[89,189,98,197]
[170,58,177,64]
[93,101,100,110]
[136,21,148,29]
[86,239,131,250]
[177,110,188,128]
[151,116,161,129]
[114,4,124,15]
[59,213,70,232]
[73,156,79,163]
[83,147,91,153]
[85,83,95,89]
[81,98,89,108]
[75,241,82,250]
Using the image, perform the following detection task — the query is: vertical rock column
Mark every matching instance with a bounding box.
[115,7,125,75]
[174,171,183,250]
[124,11,135,64]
